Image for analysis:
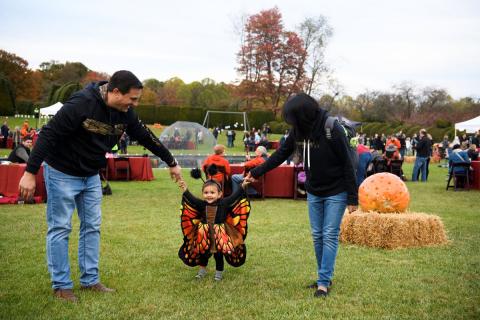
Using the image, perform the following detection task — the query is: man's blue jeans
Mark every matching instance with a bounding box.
[231,173,257,195]
[44,164,102,289]
[307,191,347,288]
[412,156,428,181]
[227,136,233,147]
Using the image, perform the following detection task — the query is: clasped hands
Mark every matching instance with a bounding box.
[169,164,182,183]
[243,172,256,184]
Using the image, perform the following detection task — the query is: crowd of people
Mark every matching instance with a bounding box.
[201,123,479,188]
[242,124,271,151]
[208,124,273,151]
[353,128,479,184]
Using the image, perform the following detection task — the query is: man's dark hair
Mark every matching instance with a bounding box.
[107,70,143,94]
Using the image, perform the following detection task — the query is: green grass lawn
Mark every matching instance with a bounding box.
[1,164,479,319]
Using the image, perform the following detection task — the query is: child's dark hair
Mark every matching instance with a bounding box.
[202,179,222,192]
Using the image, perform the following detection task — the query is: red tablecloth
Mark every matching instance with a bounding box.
[106,157,154,181]
[471,161,480,190]
[264,165,294,197]
[231,164,243,175]
[0,164,46,202]
[269,141,280,150]
[0,137,14,149]
[230,163,294,198]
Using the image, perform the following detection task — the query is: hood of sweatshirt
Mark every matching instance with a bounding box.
[84,81,108,106]
[282,93,329,141]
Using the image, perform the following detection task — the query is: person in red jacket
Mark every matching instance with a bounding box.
[202,144,231,183]
[20,120,30,140]
[383,144,401,165]
[386,135,401,150]
[231,146,268,194]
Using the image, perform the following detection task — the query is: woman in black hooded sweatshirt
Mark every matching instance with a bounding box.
[247,93,358,298]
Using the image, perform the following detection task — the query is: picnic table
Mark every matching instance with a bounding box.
[106,156,154,181]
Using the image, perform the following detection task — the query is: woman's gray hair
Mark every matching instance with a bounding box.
[256,146,268,155]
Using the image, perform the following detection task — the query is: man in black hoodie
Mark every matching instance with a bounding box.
[411,129,431,182]
[18,70,182,302]
[246,93,358,298]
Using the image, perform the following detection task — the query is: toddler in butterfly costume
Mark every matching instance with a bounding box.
[177,178,251,281]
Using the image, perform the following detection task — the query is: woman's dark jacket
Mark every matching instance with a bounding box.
[251,107,358,205]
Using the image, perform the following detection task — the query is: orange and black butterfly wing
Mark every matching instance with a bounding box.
[178,196,210,266]
[223,195,250,267]
[225,244,247,267]
[225,196,251,240]
[214,224,235,255]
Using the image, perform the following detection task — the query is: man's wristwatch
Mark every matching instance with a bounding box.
[167,159,178,168]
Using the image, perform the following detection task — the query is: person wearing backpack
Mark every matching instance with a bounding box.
[246,93,358,298]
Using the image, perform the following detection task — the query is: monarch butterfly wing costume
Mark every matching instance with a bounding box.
[221,195,251,267]
[178,193,210,267]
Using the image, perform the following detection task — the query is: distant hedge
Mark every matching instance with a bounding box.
[49,82,82,104]
[15,100,35,114]
[268,120,290,134]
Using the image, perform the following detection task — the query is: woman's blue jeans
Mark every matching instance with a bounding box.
[307,191,347,288]
[44,164,102,289]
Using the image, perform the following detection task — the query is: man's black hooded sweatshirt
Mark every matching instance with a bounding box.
[250,94,358,205]
[26,82,176,176]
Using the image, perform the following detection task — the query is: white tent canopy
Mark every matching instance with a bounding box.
[455,115,480,133]
[40,102,63,117]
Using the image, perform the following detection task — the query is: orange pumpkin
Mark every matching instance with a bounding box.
[358,172,410,213]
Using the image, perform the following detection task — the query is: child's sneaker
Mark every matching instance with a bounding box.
[195,268,207,279]
[214,270,223,281]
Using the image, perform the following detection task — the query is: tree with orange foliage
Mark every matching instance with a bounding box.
[0,49,42,102]
[236,8,307,115]
[81,71,110,86]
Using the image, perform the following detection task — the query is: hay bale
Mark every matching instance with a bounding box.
[340,211,448,249]
[430,155,441,163]
[403,156,416,163]
[404,156,440,164]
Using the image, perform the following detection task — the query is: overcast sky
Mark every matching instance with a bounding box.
[1,0,479,98]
